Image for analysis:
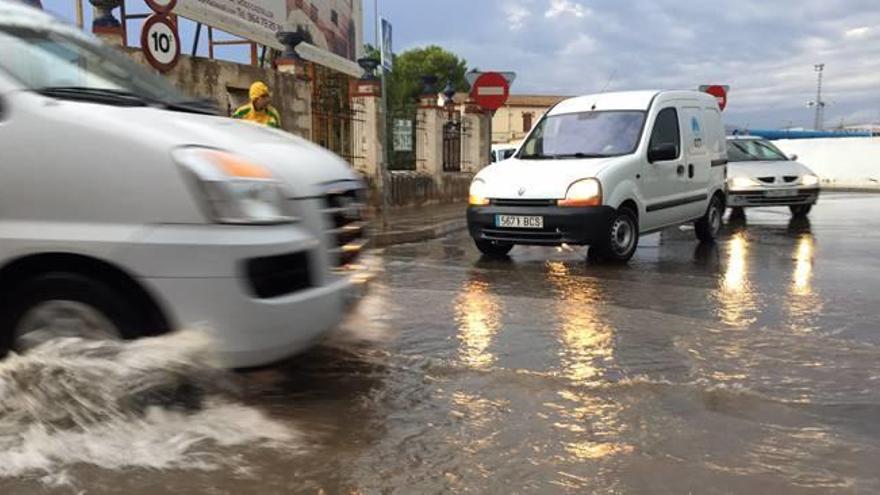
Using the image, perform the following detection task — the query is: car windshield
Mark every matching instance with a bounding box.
[0,24,213,112]
[518,111,646,160]
[727,139,789,162]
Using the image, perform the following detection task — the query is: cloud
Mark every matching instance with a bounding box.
[844,26,871,39]
[545,0,588,18]
[505,3,530,31]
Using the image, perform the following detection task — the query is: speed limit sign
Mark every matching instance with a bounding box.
[141,14,180,72]
[145,0,177,14]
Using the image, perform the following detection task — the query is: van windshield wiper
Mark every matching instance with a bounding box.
[550,153,611,159]
[36,86,149,107]
[36,86,217,115]
[519,152,610,160]
[518,153,557,160]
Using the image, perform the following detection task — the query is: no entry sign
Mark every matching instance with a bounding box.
[141,14,180,73]
[700,85,729,111]
[470,72,511,112]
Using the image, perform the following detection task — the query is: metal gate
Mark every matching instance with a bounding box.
[310,63,358,162]
[443,119,462,172]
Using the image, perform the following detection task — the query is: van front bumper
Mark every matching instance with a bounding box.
[467,204,616,246]
[121,224,372,369]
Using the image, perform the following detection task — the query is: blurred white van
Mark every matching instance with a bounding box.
[0,1,370,367]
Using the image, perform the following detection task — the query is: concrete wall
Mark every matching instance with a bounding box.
[127,51,312,138]
[773,137,880,186]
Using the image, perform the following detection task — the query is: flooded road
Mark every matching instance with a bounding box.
[3,193,880,494]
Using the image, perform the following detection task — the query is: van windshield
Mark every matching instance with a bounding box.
[0,24,215,114]
[519,111,646,160]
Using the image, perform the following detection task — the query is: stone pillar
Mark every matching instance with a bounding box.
[461,99,488,173]
[350,79,383,182]
[416,93,444,179]
[275,31,312,139]
[89,0,124,46]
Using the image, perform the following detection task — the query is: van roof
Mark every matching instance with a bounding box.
[549,90,716,116]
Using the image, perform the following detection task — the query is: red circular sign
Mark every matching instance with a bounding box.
[141,14,180,73]
[705,85,728,111]
[145,0,177,14]
[470,72,510,111]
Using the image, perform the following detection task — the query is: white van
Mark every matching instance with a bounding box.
[467,90,727,262]
[0,2,369,367]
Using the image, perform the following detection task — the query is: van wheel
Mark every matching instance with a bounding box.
[696,195,724,243]
[594,207,639,263]
[0,272,145,353]
[474,239,513,258]
[790,205,812,217]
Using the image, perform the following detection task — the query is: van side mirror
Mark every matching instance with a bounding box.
[788,154,798,161]
[648,143,678,163]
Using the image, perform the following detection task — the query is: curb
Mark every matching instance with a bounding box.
[370,218,467,248]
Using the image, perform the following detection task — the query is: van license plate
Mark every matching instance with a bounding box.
[766,189,798,198]
[496,215,544,229]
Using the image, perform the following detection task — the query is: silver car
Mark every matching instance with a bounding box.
[725,136,820,217]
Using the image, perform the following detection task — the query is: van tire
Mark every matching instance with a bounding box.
[0,272,146,353]
[594,206,639,263]
[696,195,724,243]
[790,205,812,217]
[474,239,513,258]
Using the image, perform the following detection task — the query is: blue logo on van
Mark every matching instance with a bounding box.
[691,117,701,135]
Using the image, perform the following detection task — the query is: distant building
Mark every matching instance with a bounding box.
[490,94,568,144]
[842,124,880,136]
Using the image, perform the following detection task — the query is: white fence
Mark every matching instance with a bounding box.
[773,137,880,188]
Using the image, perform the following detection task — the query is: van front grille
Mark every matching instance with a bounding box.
[322,188,368,267]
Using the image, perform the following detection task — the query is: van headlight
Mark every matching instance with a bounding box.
[558,178,602,207]
[469,178,490,206]
[174,147,294,224]
[801,174,820,187]
[728,176,760,190]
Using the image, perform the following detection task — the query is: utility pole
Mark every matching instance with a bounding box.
[808,64,826,131]
[374,0,391,221]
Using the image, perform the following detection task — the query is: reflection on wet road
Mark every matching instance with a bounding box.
[3,194,880,494]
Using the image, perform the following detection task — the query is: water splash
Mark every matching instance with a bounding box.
[0,330,298,478]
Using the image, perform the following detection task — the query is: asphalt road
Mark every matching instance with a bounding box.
[3,193,879,494]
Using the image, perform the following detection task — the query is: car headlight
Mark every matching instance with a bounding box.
[558,178,602,207]
[174,147,294,224]
[728,176,760,190]
[469,178,490,206]
[801,174,820,187]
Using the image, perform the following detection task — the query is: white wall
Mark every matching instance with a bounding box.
[773,137,880,186]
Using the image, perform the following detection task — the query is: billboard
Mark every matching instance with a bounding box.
[174,0,362,62]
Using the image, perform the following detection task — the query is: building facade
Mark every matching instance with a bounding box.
[491,94,568,144]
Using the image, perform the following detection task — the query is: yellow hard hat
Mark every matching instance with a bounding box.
[249,81,270,101]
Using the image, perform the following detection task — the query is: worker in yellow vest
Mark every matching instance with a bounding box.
[232,81,282,129]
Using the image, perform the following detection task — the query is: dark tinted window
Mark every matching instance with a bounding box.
[648,107,680,159]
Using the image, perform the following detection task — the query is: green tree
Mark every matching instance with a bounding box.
[364,44,470,111]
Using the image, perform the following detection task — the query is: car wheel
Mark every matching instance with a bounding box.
[0,272,146,353]
[696,195,724,243]
[474,239,513,258]
[595,207,639,263]
[790,204,813,217]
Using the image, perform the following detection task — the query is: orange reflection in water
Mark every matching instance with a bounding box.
[545,262,613,384]
[716,232,760,328]
[454,278,502,369]
[543,263,631,466]
[787,235,822,332]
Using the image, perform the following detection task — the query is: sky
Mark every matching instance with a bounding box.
[44,0,880,129]
[363,0,880,129]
